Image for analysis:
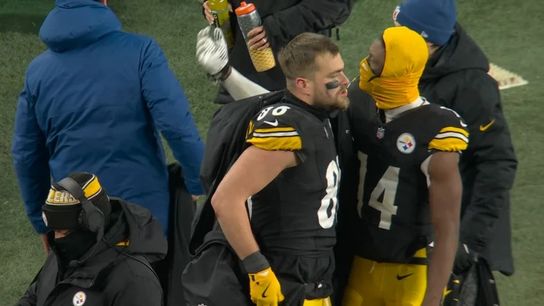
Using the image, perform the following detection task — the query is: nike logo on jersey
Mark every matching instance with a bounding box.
[396,272,413,280]
[261,284,270,298]
[479,119,495,131]
[263,119,279,127]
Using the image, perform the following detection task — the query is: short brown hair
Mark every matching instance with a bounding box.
[278,33,340,80]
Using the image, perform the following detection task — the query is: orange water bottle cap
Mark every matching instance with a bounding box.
[235,1,256,16]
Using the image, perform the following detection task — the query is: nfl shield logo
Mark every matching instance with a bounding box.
[396,133,416,154]
[376,127,385,139]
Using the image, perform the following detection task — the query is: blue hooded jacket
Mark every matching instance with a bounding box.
[12,0,204,234]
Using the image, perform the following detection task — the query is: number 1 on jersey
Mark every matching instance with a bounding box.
[358,153,399,230]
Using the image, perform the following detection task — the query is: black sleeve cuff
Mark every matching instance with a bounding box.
[242,251,270,273]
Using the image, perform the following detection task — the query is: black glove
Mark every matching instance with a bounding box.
[453,243,477,275]
[443,273,462,306]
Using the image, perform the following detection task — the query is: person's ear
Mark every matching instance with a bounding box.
[426,42,439,56]
[295,77,309,90]
[293,77,312,97]
[100,0,108,6]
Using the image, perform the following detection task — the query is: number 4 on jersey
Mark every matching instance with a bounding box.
[358,153,399,230]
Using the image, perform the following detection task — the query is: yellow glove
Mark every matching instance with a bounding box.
[248,267,285,306]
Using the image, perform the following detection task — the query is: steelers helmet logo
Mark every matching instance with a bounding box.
[396,133,416,154]
[73,291,87,306]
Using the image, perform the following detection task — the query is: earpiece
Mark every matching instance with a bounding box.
[56,177,105,233]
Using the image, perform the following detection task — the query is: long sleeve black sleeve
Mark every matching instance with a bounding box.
[453,77,517,254]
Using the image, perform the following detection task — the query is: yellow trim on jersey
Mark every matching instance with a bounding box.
[428,137,468,152]
[82,175,102,199]
[251,125,299,139]
[246,120,255,139]
[254,127,297,133]
[430,125,469,152]
[439,126,469,138]
[303,297,331,306]
[247,135,302,151]
[413,248,427,258]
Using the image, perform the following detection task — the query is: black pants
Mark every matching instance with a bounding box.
[268,250,335,305]
[183,231,335,306]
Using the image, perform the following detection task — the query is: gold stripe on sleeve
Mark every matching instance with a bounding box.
[247,135,302,151]
[428,137,468,152]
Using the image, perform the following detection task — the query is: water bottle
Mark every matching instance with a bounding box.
[235,1,276,72]
[208,0,234,49]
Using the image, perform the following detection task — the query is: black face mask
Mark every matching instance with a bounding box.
[53,230,97,265]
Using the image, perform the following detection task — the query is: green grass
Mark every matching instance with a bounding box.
[1,0,543,304]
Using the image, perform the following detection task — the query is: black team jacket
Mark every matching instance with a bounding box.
[17,199,167,306]
[419,24,518,275]
[191,91,283,251]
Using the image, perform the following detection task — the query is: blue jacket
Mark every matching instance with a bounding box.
[12,0,204,234]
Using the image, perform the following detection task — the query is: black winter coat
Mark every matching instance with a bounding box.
[17,199,167,306]
[191,91,284,251]
[419,24,518,275]
[215,0,353,103]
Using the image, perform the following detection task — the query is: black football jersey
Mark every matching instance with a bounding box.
[245,95,339,255]
[350,100,469,263]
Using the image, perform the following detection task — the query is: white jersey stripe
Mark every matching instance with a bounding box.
[252,131,300,137]
[434,132,469,143]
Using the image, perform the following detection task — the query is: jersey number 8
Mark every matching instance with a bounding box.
[318,159,340,229]
[256,106,290,121]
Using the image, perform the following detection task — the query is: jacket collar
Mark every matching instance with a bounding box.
[283,91,331,120]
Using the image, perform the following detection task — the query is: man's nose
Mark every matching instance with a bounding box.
[340,72,350,86]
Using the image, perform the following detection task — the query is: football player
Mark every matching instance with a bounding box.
[341,26,468,306]
[195,26,349,305]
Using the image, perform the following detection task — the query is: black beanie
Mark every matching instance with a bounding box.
[42,172,111,230]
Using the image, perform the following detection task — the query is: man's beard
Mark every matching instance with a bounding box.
[335,85,350,110]
[315,85,350,111]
